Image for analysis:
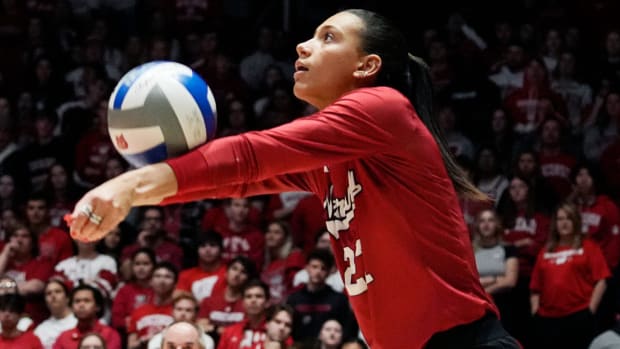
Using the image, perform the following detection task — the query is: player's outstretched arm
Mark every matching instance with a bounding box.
[68,163,178,242]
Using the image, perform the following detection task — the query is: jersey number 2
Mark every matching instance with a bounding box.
[343,239,374,296]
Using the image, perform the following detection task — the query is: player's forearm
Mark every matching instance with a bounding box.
[122,163,178,206]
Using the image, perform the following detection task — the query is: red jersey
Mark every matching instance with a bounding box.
[530,240,610,317]
[503,212,550,277]
[164,87,497,349]
[216,320,266,349]
[176,265,227,302]
[198,284,245,328]
[261,249,306,304]
[0,330,43,349]
[38,227,74,265]
[580,195,620,269]
[52,321,121,349]
[127,303,174,342]
[216,225,265,269]
[111,282,154,330]
[290,195,327,253]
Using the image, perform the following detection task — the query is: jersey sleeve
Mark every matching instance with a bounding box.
[165,87,416,200]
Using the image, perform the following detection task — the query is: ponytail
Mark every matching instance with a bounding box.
[406,54,488,201]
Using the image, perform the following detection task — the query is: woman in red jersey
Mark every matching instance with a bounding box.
[67,9,520,349]
[530,202,610,349]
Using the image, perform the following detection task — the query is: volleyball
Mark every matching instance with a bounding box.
[107,61,217,168]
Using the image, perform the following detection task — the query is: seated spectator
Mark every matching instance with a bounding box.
[200,199,262,233]
[261,221,305,304]
[293,230,344,293]
[53,240,118,299]
[0,174,19,213]
[97,223,133,270]
[127,262,176,349]
[147,295,214,349]
[341,338,368,349]
[287,249,356,342]
[34,280,77,349]
[197,256,258,336]
[111,248,155,334]
[438,104,475,161]
[530,203,610,349]
[77,333,106,349]
[216,279,270,349]
[42,163,80,229]
[0,223,54,324]
[0,276,33,331]
[316,319,344,349]
[473,146,509,206]
[0,293,43,349]
[53,284,121,349]
[263,304,294,349]
[472,209,519,335]
[120,206,183,275]
[25,193,74,265]
[159,321,208,349]
[174,232,226,303]
[510,148,558,214]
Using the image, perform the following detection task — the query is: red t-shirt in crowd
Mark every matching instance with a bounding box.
[111,282,154,330]
[503,211,550,277]
[537,151,577,201]
[198,283,245,328]
[290,194,326,253]
[216,320,266,349]
[5,256,54,324]
[530,240,611,318]
[38,227,74,265]
[164,87,497,348]
[215,225,265,270]
[121,241,183,270]
[261,249,306,304]
[127,303,174,342]
[580,195,620,269]
[201,205,262,232]
[52,321,121,349]
[175,264,227,302]
[0,330,43,349]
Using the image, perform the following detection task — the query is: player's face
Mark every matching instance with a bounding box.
[294,11,367,109]
[45,282,69,311]
[318,319,343,346]
[243,286,267,316]
[132,252,154,281]
[226,261,249,288]
[265,310,293,341]
[555,208,575,236]
[151,268,176,296]
[173,299,197,321]
[72,290,99,320]
[477,210,498,238]
[265,222,286,249]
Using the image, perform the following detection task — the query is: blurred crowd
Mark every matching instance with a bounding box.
[0,0,620,348]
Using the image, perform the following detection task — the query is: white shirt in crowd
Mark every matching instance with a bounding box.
[34,313,78,349]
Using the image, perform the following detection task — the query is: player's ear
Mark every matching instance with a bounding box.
[355,54,381,79]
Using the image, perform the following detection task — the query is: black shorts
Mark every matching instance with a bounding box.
[424,312,523,349]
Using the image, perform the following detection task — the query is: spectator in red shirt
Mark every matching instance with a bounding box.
[127,262,176,349]
[530,202,610,349]
[261,221,305,304]
[535,118,577,201]
[120,207,183,276]
[0,293,43,349]
[217,279,270,349]
[197,256,258,336]
[0,223,54,324]
[25,193,74,265]
[214,199,265,270]
[111,248,155,334]
[174,232,226,302]
[53,284,121,349]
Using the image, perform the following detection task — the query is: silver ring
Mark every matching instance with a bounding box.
[88,213,103,225]
[79,204,94,217]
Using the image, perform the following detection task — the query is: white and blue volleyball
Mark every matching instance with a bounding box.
[108,61,217,168]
